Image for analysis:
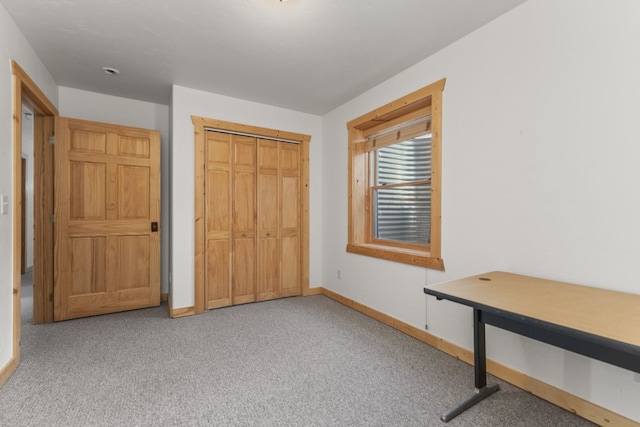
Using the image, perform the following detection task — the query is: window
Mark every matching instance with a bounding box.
[346,79,445,270]
[372,131,430,245]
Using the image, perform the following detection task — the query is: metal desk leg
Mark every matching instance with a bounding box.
[440,308,500,422]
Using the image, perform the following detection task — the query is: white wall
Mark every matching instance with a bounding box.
[321,0,640,421]
[58,87,171,294]
[0,2,57,371]
[170,85,323,309]
[4,0,639,421]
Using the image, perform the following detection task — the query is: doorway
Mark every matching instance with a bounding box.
[10,61,58,376]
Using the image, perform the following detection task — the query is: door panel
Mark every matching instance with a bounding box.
[281,235,300,297]
[70,161,106,219]
[233,237,256,305]
[54,118,160,321]
[280,144,301,297]
[203,132,301,309]
[281,175,299,229]
[258,238,279,301]
[204,132,233,309]
[207,170,231,237]
[232,136,256,304]
[233,171,256,236]
[117,235,150,289]
[258,174,278,234]
[70,236,106,295]
[258,140,279,301]
[206,239,231,309]
[118,166,150,219]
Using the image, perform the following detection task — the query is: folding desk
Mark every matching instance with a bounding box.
[424,271,640,422]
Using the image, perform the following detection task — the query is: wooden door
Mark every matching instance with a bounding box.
[232,136,257,305]
[257,139,279,301]
[34,115,55,324]
[280,143,301,297]
[205,131,232,309]
[54,118,160,321]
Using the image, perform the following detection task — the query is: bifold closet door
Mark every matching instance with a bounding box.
[205,131,233,309]
[279,143,301,298]
[204,131,300,309]
[231,136,257,305]
[257,140,279,301]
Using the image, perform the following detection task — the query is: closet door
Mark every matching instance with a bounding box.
[280,143,301,297]
[257,140,279,301]
[202,130,301,310]
[205,132,233,309]
[232,136,257,305]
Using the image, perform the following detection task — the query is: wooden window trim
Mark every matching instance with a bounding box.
[346,79,445,270]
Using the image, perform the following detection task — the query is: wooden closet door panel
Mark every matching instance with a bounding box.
[207,132,232,169]
[234,136,256,170]
[233,238,256,305]
[207,239,231,309]
[233,171,256,237]
[258,238,279,301]
[280,143,300,177]
[258,139,279,238]
[259,140,279,169]
[258,139,279,301]
[205,132,233,308]
[232,135,256,304]
[233,134,256,238]
[280,235,300,297]
[258,174,278,235]
[279,143,301,297]
[281,175,299,230]
[207,170,231,238]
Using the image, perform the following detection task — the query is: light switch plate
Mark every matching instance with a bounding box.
[0,194,8,215]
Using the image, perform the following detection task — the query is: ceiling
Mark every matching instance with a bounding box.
[2,0,526,115]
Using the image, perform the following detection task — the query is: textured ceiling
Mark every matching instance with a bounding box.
[1,0,526,114]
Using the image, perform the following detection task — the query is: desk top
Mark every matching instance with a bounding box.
[425,271,640,348]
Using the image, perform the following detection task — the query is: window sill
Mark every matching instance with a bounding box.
[346,243,445,270]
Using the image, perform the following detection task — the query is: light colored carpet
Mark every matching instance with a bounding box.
[2,282,595,426]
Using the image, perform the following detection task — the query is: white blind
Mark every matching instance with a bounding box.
[374,135,431,245]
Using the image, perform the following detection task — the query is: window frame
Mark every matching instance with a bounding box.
[346,79,445,270]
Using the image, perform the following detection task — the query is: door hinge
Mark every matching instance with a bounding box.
[49,293,53,302]
[49,214,55,223]
[49,135,55,145]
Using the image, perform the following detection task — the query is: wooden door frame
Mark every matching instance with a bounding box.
[191,116,311,316]
[10,60,58,370]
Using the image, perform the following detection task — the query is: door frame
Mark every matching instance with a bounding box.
[10,60,58,367]
[191,116,312,316]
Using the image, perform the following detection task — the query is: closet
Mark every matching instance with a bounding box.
[203,130,302,309]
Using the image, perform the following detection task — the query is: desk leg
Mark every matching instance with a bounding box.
[440,308,500,422]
